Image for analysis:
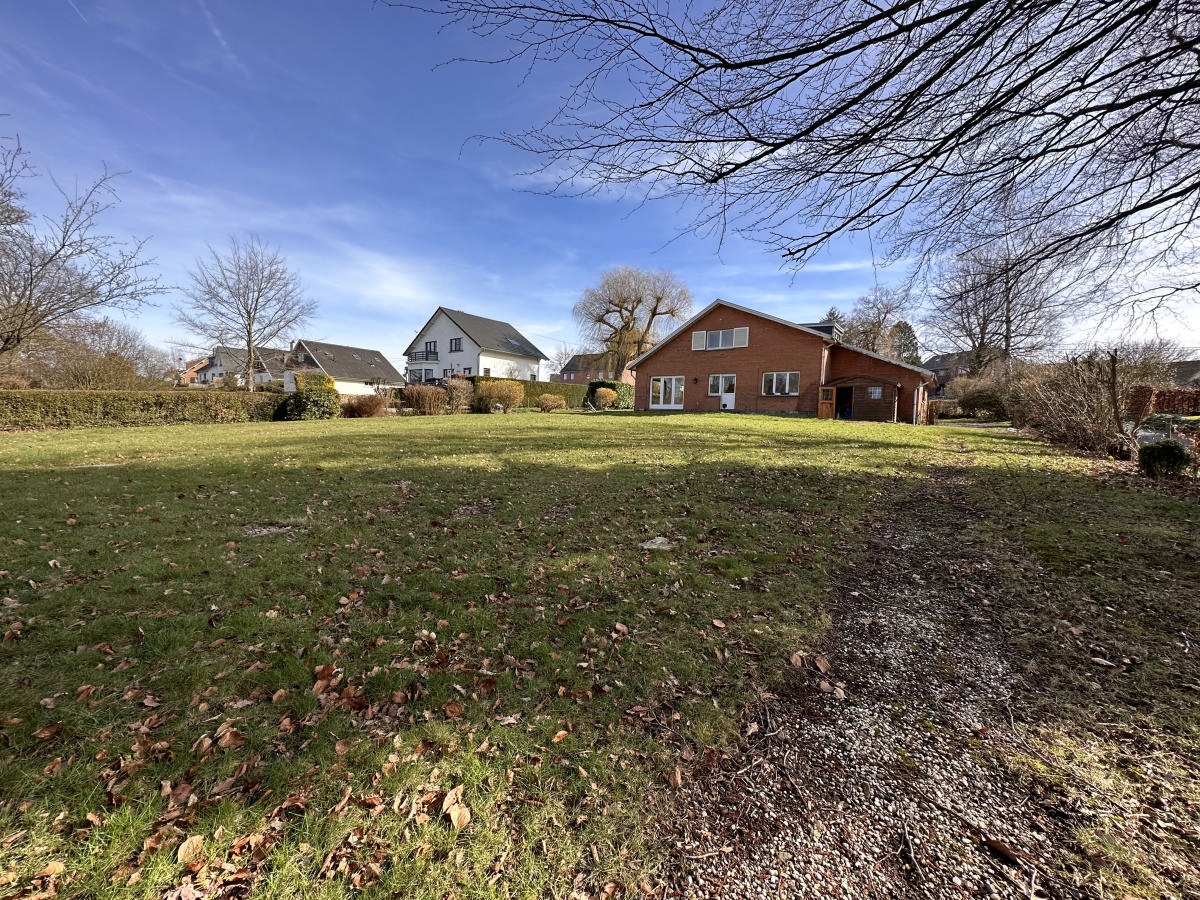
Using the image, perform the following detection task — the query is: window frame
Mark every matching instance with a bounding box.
[691,327,749,350]
[867,385,883,400]
[649,375,685,409]
[762,371,800,396]
[449,337,463,353]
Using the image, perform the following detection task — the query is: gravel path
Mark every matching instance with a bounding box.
[660,467,1087,900]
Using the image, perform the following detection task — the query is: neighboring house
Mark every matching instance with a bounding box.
[404,307,547,383]
[552,350,635,385]
[194,346,287,386]
[921,351,977,395]
[178,357,208,386]
[629,299,936,424]
[283,339,405,395]
[1174,360,1200,388]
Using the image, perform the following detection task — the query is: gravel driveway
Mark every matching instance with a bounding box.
[660,467,1100,900]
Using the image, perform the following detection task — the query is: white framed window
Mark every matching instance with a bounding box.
[649,375,685,409]
[692,327,749,350]
[867,386,883,400]
[762,371,800,395]
[708,374,736,395]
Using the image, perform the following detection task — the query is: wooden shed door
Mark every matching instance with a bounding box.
[818,387,835,419]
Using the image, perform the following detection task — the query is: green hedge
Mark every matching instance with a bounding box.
[467,376,588,409]
[585,380,634,410]
[0,390,283,430]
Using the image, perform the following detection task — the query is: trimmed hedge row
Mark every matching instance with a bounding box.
[467,376,589,409]
[0,390,282,430]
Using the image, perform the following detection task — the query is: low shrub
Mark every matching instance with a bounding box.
[404,384,448,416]
[539,393,567,412]
[594,387,618,410]
[342,393,389,418]
[1137,439,1194,479]
[474,379,524,413]
[958,388,1008,419]
[585,380,634,410]
[445,378,474,414]
[279,387,341,421]
[293,371,337,391]
[0,389,282,430]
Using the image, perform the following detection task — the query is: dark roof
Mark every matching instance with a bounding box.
[199,346,287,375]
[408,307,547,360]
[921,351,975,371]
[562,350,624,373]
[1174,360,1200,387]
[291,340,404,383]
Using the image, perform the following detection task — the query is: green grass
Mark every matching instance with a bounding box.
[0,414,1196,898]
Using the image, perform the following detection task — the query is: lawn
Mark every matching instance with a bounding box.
[0,413,1196,898]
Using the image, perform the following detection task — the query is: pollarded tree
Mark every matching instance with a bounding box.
[402,0,1200,314]
[573,266,692,372]
[174,236,316,391]
[0,139,162,357]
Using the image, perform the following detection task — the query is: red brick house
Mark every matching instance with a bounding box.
[628,300,935,424]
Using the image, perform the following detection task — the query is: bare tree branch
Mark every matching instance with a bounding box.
[573,266,692,371]
[397,0,1200,311]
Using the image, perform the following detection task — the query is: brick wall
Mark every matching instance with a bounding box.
[633,307,828,413]
[827,347,929,424]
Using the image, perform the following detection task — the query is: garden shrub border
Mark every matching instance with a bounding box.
[0,390,282,430]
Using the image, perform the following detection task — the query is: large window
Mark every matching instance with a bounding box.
[449,337,463,352]
[649,375,685,409]
[691,327,749,350]
[708,374,736,395]
[762,372,800,395]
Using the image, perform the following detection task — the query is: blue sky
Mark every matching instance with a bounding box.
[2,1,927,368]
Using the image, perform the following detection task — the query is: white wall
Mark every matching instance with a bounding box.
[408,311,482,379]
[478,350,541,381]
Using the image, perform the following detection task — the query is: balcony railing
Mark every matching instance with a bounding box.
[409,350,438,362]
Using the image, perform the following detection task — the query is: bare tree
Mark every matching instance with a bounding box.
[842,287,911,355]
[548,341,591,376]
[402,0,1200,313]
[574,266,692,372]
[921,248,1068,378]
[174,236,315,391]
[11,317,173,389]
[0,139,162,357]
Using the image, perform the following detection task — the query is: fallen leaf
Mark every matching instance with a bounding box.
[443,700,465,719]
[814,655,831,674]
[177,834,204,864]
[711,619,726,629]
[335,739,353,756]
[33,722,62,740]
[35,861,65,878]
[1091,657,1117,668]
[552,730,569,743]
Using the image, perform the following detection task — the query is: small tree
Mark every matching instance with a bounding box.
[574,267,692,372]
[174,235,316,392]
[594,387,618,409]
[444,378,474,414]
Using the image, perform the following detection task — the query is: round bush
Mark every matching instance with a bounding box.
[1137,439,1194,479]
[539,393,567,412]
[279,387,342,421]
[958,388,1008,420]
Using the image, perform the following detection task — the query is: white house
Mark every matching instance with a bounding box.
[404,308,547,383]
[194,346,287,386]
[283,339,406,396]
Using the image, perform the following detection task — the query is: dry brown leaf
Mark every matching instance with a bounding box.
[35,861,65,878]
[711,619,726,628]
[552,730,569,743]
[814,655,831,674]
[177,834,204,864]
[217,728,246,749]
[335,739,353,756]
[1091,657,1117,668]
[443,700,465,719]
[33,722,62,740]
[789,651,806,668]
[666,766,683,788]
